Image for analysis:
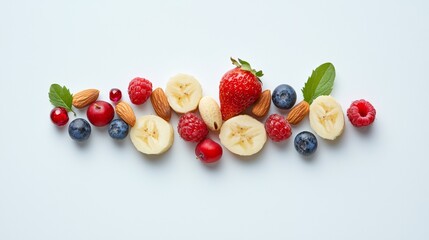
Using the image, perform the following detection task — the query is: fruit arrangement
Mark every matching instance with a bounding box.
[49,58,377,164]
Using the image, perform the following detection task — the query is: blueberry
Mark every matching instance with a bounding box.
[108,119,129,140]
[272,84,297,109]
[294,131,318,156]
[68,118,91,142]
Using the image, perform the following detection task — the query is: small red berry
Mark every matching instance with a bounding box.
[50,107,69,126]
[128,77,152,105]
[265,113,292,142]
[109,88,122,103]
[347,99,376,127]
[195,138,223,164]
[177,113,208,142]
[86,101,115,127]
[219,58,263,120]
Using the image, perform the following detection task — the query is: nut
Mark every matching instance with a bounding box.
[286,101,310,125]
[198,96,222,131]
[150,88,171,121]
[72,89,99,108]
[251,89,271,118]
[115,101,136,127]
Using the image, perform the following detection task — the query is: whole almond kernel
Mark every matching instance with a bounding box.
[72,89,99,108]
[150,88,171,121]
[198,96,222,131]
[251,89,271,118]
[287,101,310,125]
[115,101,136,127]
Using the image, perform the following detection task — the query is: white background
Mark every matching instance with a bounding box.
[1,0,428,239]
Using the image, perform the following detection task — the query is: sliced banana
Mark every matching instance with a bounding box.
[219,115,267,156]
[165,73,202,113]
[198,96,222,131]
[130,115,174,155]
[309,95,345,140]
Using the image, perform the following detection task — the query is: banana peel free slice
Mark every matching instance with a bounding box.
[309,95,345,140]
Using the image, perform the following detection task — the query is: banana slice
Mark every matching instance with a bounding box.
[165,73,202,113]
[219,115,267,156]
[309,95,345,140]
[130,115,174,155]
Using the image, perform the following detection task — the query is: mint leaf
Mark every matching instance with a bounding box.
[49,83,75,115]
[302,63,335,104]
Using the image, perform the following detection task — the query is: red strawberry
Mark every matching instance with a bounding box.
[219,58,263,120]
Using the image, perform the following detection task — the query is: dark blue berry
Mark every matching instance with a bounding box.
[294,131,317,156]
[272,84,297,109]
[108,119,129,140]
[68,118,91,142]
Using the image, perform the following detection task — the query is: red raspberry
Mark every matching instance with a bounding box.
[347,99,376,127]
[178,113,208,142]
[128,77,153,105]
[265,113,292,142]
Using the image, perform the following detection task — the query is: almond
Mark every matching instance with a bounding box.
[72,89,99,108]
[251,89,271,118]
[150,88,171,121]
[115,101,136,127]
[198,96,222,131]
[286,101,310,125]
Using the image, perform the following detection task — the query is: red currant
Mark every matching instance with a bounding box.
[195,138,223,164]
[109,88,122,103]
[50,107,69,126]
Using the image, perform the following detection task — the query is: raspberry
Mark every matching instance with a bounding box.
[347,99,376,127]
[265,114,292,142]
[178,113,208,142]
[128,77,153,105]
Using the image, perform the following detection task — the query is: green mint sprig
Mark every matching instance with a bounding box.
[48,83,75,115]
[302,62,335,104]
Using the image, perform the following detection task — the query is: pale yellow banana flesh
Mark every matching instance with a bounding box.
[165,73,202,113]
[130,115,174,155]
[309,95,345,140]
[219,115,267,156]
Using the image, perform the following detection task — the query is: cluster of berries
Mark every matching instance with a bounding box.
[49,58,377,164]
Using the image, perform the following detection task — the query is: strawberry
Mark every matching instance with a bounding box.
[219,58,263,120]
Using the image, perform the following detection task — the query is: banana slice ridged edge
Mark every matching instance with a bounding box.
[219,114,267,156]
[309,95,345,140]
[165,73,202,114]
[130,115,174,155]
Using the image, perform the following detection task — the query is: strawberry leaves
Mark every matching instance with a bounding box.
[49,83,75,115]
[302,62,335,104]
[230,57,264,79]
